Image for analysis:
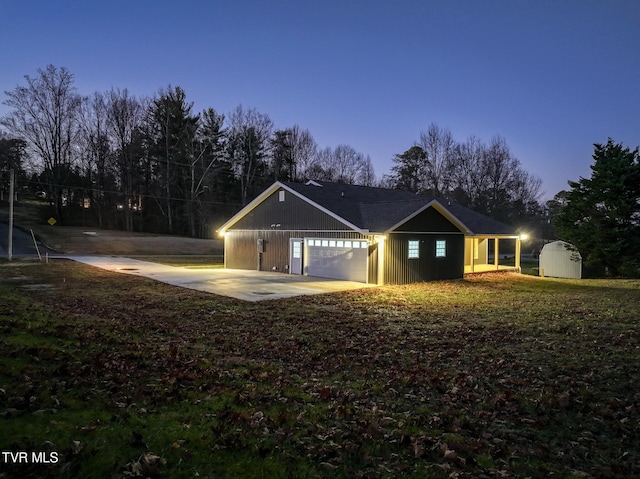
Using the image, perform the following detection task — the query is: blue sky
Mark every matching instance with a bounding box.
[1,0,639,200]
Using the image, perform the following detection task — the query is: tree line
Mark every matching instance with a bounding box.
[382,124,542,225]
[549,139,640,278]
[1,65,542,238]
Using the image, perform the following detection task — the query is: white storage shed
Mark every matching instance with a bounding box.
[539,240,582,279]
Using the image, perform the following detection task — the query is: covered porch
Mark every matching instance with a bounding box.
[464,235,522,274]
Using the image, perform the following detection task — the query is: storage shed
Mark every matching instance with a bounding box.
[539,240,582,279]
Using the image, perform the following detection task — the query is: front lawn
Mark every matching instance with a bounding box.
[1,261,638,478]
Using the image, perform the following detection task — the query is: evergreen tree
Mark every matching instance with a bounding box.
[553,139,640,277]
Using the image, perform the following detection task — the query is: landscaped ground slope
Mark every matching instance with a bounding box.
[1,261,638,478]
[1,200,223,256]
[34,226,223,256]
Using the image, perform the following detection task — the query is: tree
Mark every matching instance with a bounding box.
[147,86,199,234]
[270,129,294,181]
[553,139,640,277]
[388,126,542,225]
[79,92,116,228]
[289,125,318,181]
[417,123,455,196]
[187,107,229,238]
[359,155,376,186]
[449,135,486,207]
[228,105,273,205]
[388,145,426,193]
[331,144,365,184]
[105,88,147,232]
[1,65,83,223]
[0,133,27,201]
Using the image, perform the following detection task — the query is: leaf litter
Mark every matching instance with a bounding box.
[1,262,639,478]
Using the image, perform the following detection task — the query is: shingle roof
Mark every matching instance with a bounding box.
[442,201,516,235]
[282,180,516,236]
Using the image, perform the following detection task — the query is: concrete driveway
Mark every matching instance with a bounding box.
[63,256,375,301]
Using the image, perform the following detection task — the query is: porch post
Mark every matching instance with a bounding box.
[515,237,521,272]
[471,238,475,273]
[377,236,385,285]
[494,238,499,270]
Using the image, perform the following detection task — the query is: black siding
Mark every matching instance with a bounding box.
[395,206,462,232]
[225,230,378,282]
[232,188,350,231]
[384,233,464,284]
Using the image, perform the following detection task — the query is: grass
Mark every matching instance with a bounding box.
[1,199,223,256]
[1,260,639,478]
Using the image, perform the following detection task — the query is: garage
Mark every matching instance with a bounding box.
[305,238,369,282]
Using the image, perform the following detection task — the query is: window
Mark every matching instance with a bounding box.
[408,240,420,259]
[278,190,285,202]
[436,240,446,257]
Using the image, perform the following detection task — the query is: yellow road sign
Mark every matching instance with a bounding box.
[48,217,57,226]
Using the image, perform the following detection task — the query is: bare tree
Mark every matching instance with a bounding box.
[105,88,147,231]
[304,144,373,185]
[331,144,364,184]
[358,155,376,186]
[417,123,455,196]
[1,65,83,223]
[476,135,542,222]
[449,135,487,207]
[289,125,318,181]
[228,105,273,205]
[79,92,115,228]
[389,125,542,224]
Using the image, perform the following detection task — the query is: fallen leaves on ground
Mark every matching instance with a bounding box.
[1,262,639,478]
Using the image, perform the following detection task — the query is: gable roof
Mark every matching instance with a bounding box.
[218,180,517,236]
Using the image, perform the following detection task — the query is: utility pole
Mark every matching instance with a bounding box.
[8,168,15,261]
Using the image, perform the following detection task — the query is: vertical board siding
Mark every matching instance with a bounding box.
[385,233,464,284]
[226,230,376,279]
[395,206,462,232]
[232,188,349,231]
[225,187,469,285]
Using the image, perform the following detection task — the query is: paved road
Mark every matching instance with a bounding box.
[0,222,54,257]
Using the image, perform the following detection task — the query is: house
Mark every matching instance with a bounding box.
[217,180,523,285]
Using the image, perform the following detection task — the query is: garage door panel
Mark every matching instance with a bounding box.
[305,238,368,282]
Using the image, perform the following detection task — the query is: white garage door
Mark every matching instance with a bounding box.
[305,238,369,282]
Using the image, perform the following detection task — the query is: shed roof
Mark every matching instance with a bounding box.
[219,180,517,236]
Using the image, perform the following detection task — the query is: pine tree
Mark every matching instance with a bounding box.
[553,139,640,277]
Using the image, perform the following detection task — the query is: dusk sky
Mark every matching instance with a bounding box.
[1,0,639,200]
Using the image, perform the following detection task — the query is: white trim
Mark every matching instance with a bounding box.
[217,181,368,235]
[388,231,465,235]
[224,229,366,233]
[217,182,285,232]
